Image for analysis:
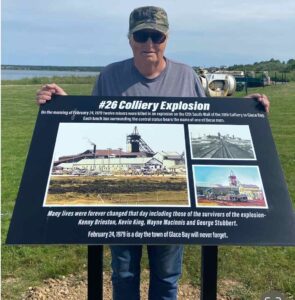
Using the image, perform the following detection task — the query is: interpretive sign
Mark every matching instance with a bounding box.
[6,96,295,245]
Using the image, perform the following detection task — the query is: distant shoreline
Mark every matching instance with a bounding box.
[1,65,104,72]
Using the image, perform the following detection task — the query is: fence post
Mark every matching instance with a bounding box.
[201,246,218,300]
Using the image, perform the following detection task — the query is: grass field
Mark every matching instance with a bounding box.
[1,79,295,299]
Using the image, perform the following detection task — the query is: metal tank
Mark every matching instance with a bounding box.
[199,73,237,97]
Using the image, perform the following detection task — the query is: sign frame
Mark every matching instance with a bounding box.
[6,96,295,245]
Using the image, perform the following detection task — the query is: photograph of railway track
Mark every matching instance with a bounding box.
[43,123,189,206]
[189,125,256,160]
[193,165,268,208]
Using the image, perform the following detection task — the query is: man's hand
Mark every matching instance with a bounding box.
[245,93,270,113]
[36,83,67,105]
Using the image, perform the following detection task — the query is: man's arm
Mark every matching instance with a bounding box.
[36,83,67,105]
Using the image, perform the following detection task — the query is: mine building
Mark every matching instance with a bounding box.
[197,170,262,201]
[239,184,263,200]
[53,126,185,175]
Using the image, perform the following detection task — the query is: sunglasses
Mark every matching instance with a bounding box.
[133,30,167,44]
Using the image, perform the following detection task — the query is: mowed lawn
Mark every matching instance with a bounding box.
[1,80,295,299]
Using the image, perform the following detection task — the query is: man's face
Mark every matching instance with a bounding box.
[129,29,168,64]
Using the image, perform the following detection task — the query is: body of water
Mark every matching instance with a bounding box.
[1,69,99,80]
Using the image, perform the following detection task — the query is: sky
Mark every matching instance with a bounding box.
[194,165,263,187]
[53,123,185,160]
[2,0,295,67]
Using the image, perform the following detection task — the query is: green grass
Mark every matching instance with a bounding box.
[2,80,295,299]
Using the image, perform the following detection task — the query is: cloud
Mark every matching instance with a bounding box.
[2,0,295,66]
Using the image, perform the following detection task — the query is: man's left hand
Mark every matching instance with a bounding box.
[245,93,270,113]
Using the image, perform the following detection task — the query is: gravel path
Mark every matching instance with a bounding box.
[22,270,236,299]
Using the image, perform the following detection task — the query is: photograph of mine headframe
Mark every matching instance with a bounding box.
[126,126,155,155]
[52,125,185,176]
[189,125,255,160]
[46,124,189,206]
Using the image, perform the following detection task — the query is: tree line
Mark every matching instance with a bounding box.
[2,58,295,73]
[227,58,295,72]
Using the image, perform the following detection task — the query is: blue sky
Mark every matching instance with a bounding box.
[2,0,295,67]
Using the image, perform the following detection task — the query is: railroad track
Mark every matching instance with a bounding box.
[195,139,254,159]
[199,140,233,158]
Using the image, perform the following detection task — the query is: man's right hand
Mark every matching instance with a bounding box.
[36,83,67,105]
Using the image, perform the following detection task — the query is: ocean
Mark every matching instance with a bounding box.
[1,69,99,80]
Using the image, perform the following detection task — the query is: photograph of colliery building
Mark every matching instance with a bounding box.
[193,165,267,208]
[189,125,256,160]
[44,123,189,206]
[52,126,186,176]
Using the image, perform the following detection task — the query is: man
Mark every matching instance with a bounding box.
[36,6,270,300]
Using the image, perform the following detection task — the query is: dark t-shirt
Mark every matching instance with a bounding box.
[92,58,205,97]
